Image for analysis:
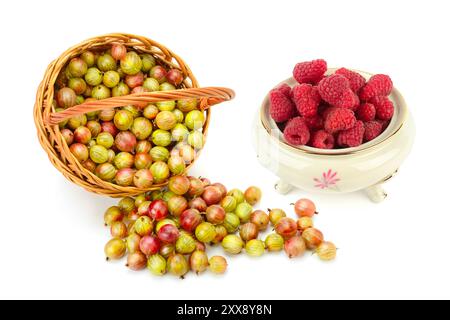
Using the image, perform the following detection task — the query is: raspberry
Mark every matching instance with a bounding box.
[283,117,310,145]
[321,106,337,120]
[370,96,394,120]
[269,88,297,122]
[364,120,383,142]
[337,121,365,147]
[292,84,321,117]
[335,68,366,92]
[277,83,292,97]
[311,130,334,149]
[318,74,350,106]
[359,74,393,101]
[303,114,324,130]
[324,107,356,134]
[293,59,327,84]
[356,103,376,121]
[334,88,359,110]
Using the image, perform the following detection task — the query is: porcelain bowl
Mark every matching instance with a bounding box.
[253,69,415,202]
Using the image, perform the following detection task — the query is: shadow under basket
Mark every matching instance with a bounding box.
[34,33,234,198]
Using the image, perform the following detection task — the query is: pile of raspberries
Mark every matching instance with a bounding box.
[269,59,394,149]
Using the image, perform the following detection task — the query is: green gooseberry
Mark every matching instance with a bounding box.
[96,132,114,149]
[119,197,136,213]
[85,67,103,86]
[135,140,152,154]
[92,85,111,100]
[103,71,120,88]
[68,78,87,95]
[143,78,160,92]
[114,152,135,169]
[68,58,88,77]
[81,51,95,67]
[222,235,244,254]
[188,131,205,149]
[172,109,184,123]
[185,110,205,130]
[140,53,156,72]
[175,233,196,254]
[156,100,176,111]
[99,109,115,121]
[151,129,172,147]
[150,146,170,162]
[86,110,100,121]
[223,213,241,233]
[97,53,116,72]
[150,161,170,183]
[95,163,117,181]
[177,99,198,112]
[245,239,265,257]
[147,254,167,276]
[162,191,176,203]
[90,145,109,164]
[114,110,134,131]
[86,120,101,137]
[134,194,148,208]
[228,189,245,204]
[122,105,141,118]
[195,222,216,243]
[107,149,116,163]
[75,95,85,105]
[235,202,253,223]
[171,124,189,142]
[143,104,159,119]
[112,82,130,97]
[221,196,237,213]
[120,52,142,75]
[159,82,176,91]
[131,117,153,140]
[168,156,186,175]
[67,114,87,130]
[155,111,177,131]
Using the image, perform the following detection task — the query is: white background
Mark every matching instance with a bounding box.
[0,0,449,300]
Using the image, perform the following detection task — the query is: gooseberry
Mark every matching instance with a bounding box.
[275,217,298,239]
[190,250,209,274]
[168,196,188,217]
[70,143,89,162]
[112,82,130,97]
[202,186,223,206]
[121,52,142,75]
[171,124,189,142]
[135,140,152,154]
[133,169,154,188]
[90,145,109,164]
[150,161,170,183]
[125,72,144,89]
[195,222,216,243]
[134,153,152,170]
[315,241,337,261]
[133,216,153,236]
[68,57,87,77]
[148,199,169,221]
[244,186,262,205]
[56,87,77,108]
[166,69,184,86]
[140,54,156,72]
[177,99,198,112]
[97,53,116,72]
[187,177,204,197]
[150,65,167,83]
[206,205,226,225]
[143,104,159,119]
[151,129,172,147]
[268,208,286,226]
[245,239,265,257]
[227,189,245,204]
[68,77,87,95]
[115,131,137,152]
[284,236,306,258]
[209,256,227,274]
[126,252,147,271]
[81,51,95,67]
[188,198,207,212]
[111,43,127,60]
[110,221,128,239]
[126,233,141,253]
[265,233,284,252]
[297,217,314,231]
[147,254,166,276]
[113,152,134,169]
[185,110,205,130]
[104,238,126,260]
[175,233,196,254]
[222,235,244,254]
[250,210,270,231]
[212,225,228,244]
[104,206,124,226]
[223,213,240,233]
[157,224,179,244]
[85,67,103,86]
[86,120,101,138]
[168,176,190,195]
[240,222,259,242]
[235,202,253,223]
[167,254,189,278]
[140,235,161,256]
[168,156,186,175]
[302,228,324,249]
[294,198,317,218]
[91,85,111,100]
[150,147,170,162]
[61,128,74,145]
[96,132,114,148]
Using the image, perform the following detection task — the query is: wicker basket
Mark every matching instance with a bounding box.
[34,33,235,197]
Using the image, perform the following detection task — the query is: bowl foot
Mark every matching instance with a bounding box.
[365,184,387,203]
[275,180,293,195]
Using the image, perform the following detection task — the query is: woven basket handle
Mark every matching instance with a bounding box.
[46,87,235,126]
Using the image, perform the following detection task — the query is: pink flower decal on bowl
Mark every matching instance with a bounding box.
[314,169,340,190]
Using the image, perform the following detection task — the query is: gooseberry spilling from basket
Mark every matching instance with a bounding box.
[269,59,394,149]
[103,176,336,278]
